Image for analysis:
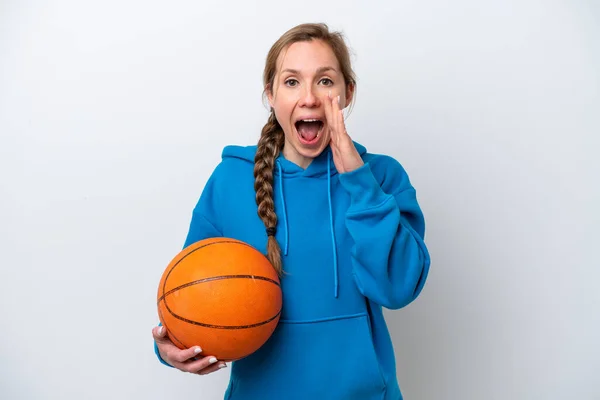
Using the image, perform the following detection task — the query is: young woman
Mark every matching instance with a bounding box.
[152,22,431,400]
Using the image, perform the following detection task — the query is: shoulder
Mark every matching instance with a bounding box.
[198,144,258,200]
[208,143,258,177]
[194,143,256,205]
[221,144,258,161]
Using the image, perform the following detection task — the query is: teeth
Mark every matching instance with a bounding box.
[301,119,320,122]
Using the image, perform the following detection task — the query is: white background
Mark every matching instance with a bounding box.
[1,1,599,399]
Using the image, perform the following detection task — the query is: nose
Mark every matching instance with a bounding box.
[298,85,320,108]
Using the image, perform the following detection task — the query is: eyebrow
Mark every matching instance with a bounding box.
[280,66,338,75]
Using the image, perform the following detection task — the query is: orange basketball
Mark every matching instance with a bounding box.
[157,237,282,362]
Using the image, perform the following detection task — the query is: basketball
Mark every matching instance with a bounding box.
[157,237,282,361]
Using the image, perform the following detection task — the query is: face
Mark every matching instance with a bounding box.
[267,40,354,169]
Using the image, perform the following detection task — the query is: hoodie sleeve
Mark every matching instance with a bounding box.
[338,157,431,310]
[182,184,223,248]
[155,164,224,367]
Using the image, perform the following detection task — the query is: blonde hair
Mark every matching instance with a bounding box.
[254,23,357,276]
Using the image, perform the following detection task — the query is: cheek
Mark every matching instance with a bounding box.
[274,100,296,120]
[273,104,296,135]
[321,87,343,104]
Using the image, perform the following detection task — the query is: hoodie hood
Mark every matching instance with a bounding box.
[220,141,368,298]
[221,141,368,178]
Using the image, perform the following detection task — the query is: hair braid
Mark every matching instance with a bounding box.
[254,112,285,276]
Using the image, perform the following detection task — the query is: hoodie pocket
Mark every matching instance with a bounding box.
[229,313,386,400]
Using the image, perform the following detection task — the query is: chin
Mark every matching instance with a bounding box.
[298,143,327,158]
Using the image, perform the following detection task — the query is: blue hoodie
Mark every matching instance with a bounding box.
[155,141,430,400]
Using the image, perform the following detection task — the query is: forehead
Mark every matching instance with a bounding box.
[277,40,340,74]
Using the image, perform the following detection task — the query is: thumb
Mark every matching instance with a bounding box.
[152,325,169,342]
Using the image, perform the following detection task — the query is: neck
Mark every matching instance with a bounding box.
[282,146,314,170]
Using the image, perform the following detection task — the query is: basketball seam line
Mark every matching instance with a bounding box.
[163,305,282,329]
[157,274,280,303]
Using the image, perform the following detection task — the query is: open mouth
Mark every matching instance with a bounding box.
[294,119,325,145]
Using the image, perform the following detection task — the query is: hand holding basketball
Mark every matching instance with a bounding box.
[152,325,226,374]
[156,238,282,362]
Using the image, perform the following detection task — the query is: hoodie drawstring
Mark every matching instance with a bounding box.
[276,160,289,256]
[327,152,339,298]
[275,154,338,298]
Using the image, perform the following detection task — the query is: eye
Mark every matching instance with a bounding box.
[285,79,299,87]
[319,78,334,86]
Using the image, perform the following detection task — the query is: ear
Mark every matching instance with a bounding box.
[266,83,274,108]
[345,82,355,108]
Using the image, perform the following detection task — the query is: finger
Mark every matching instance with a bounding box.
[171,345,203,364]
[334,96,343,135]
[333,95,346,144]
[335,96,349,137]
[338,109,347,138]
[152,325,169,343]
[329,129,340,157]
[195,361,228,375]
[181,355,221,374]
[324,90,334,137]
[331,93,340,131]
[328,96,341,146]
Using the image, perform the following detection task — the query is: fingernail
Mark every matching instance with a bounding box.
[194,347,202,354]
[328,90,331,98]
[158,326,164,335]
[219,363,227,369]
[209,357,218,364]
[337,95,340,104]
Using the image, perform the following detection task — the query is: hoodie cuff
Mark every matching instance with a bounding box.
[338,163,391,211]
